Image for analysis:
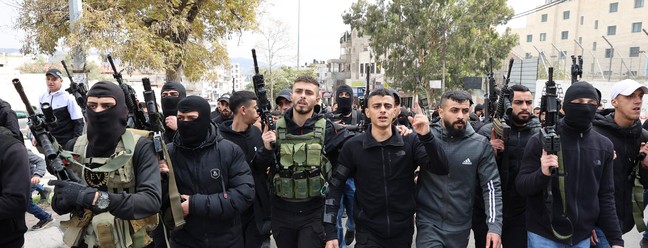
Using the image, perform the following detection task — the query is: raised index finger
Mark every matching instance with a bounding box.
[413,100,424,115]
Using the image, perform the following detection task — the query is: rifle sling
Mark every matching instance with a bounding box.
[632,160,646,232]
[548,149,573,240]
[163,142,186,230]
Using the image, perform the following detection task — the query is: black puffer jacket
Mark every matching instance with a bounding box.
[0,99,22,142]
[0,134,30,248]
[218,120,273,235]
[168,123,254,248]
[592,112,648,233]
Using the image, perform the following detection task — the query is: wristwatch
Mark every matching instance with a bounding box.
[94,191,110,212]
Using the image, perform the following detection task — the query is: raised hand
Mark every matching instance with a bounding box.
[407,101,430,135]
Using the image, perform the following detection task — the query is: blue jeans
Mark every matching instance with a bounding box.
[527,231,589,248]
[337,178,356,248]
[27,185,50,220]
[590,227,610,248]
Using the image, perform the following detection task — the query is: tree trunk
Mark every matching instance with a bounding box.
[166,66,182,83]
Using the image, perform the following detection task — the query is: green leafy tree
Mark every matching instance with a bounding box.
[343,0,518,102]
[17,0,259,83]
[247,66,316,100]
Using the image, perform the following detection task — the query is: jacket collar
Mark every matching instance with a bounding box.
[362,125,404,149]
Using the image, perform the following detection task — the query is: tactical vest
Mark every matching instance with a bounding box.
[61,129,157,248]
[274,117,331,201]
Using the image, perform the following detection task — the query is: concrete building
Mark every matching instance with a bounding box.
[511,0,648,82]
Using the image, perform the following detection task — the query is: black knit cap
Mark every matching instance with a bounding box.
[161,82,187,98]
[564,81,598,104]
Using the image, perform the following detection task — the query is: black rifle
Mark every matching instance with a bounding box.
[107,54,148,130]
[540,67,573,240]
[61,60,87,113]
[483,58,497,123]
[570,55,583,84]
[492,59,514,140]
[356,64,370,132]
[142,78,165,160]
[252,49,280,173]
[12,79,79,182]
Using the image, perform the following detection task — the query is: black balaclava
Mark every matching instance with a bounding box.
[336,84,354,115]
[161,82,187,118]
[86,81,128,157]
[562,81,598,131]
[177,96,211,148]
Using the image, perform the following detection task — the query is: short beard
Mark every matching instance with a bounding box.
[511,111,530,125]
[295,105,314,115]
[443,119,466,137]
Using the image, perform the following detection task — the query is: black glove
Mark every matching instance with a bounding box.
[48,180,98,210]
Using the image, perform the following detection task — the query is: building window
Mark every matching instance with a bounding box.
[632,22,642,33]
[580,16,584,25]
[607,25,617,35]
[541,14,548,22]
[360,63,364,74]
[526,34,533,42]
[595,20,599,29]
[636,0,644,8]
[561,31,568,40]
[561,51,567,59]
[525,53,532,59]
[540,33,546,41]
[593,41,597,51]
[578,37,582,44]
[563,10,570,20]
[610,2,618,12]
[605,48,614,58]
[630,47,640,57]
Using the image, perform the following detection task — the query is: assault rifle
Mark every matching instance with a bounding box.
[356,64,371,132]
[492,59,514,140]
[483,58,497,123]
[251,49,276,132]
[142,78,165,160]
[107,54,148,130]
[540,67,573,239]
[61,60,87,113]
[570,55,583,84]
[12,79,79,182]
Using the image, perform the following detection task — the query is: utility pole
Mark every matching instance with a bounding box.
[602,36,613,82]
[69,0,86,87]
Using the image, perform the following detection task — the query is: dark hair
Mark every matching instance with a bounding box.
[367,88,396,104]
[509,84,531,99]
[229,91,258,115]
[293,75,319,88]
[440,90,473,108]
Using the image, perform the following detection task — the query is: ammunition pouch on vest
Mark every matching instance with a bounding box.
[61,130,158,248]
[274,118,331,201]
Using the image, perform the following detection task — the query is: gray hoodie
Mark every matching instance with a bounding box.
[416,121,503,234]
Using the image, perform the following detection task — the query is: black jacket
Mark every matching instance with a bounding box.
[592,112,648,233]
[218,120,274,235]
[0,134,30,248]
[169,123,254,247]
[272,108,354,214]
[516,121,623,246]
[0,99,23,142]
[477,117,541,220]
[324,125,448,240]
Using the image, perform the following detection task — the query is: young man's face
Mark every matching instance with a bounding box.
[241,100,260,125]
[612,89,643,121]
[510,91,534,124]
[46,75,63,92]
[438,99,470,132]
[365,95,396,129]
[219,101,231,117]
[291,81,320,115]
[277,98,292,112]
[533,108,540,116]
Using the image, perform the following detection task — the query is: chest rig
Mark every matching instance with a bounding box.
[274,118,331,201]
[62,129,157,248]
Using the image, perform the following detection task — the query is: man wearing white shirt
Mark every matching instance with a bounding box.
[38,68,84,146]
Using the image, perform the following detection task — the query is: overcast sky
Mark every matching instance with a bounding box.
[0,0,544,63]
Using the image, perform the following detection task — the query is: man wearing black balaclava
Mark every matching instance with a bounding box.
[333,84,361,126]
[47,81,161,247]
[517,81,624,248]
[167,95,254,247]
[160,81,186,144]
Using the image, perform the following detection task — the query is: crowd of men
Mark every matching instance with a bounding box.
[2,67,648,248]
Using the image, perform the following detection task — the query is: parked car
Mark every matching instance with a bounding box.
[15,110,28,138]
